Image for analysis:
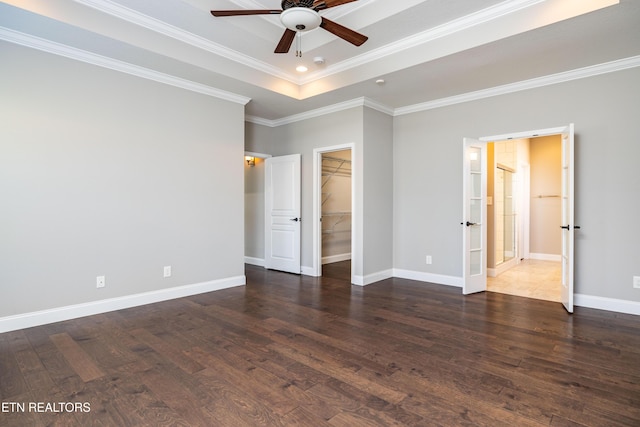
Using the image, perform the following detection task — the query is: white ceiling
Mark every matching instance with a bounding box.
[1,0,639,123]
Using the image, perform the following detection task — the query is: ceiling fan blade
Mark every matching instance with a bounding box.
[211,10,281,17]
[275,29,296,54]
[320,17,368,46]
[313,0,357,11]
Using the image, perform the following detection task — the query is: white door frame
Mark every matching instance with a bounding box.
[465,125,574,303]
[313,143,356,283]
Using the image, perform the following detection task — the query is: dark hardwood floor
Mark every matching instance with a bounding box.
[1,262,640,426]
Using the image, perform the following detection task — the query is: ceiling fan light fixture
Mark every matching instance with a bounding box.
[280,7,321,32]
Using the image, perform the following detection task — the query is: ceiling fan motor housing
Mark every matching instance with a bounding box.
[280,7,321,32]
[282,0,315,9]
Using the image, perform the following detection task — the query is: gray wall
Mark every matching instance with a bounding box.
[244,158,266,260]
[0,42,246,317]
[245,106,394,282]
[363,108,394,276]
[393,67,640,301]
[246,108,364,276]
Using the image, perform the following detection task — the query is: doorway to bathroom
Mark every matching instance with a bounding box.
[462,124,575,312]
[486,135,562,302]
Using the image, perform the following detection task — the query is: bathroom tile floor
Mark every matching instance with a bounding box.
[487,259,561,302]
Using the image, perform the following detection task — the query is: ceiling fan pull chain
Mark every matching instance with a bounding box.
[296,32,302,57]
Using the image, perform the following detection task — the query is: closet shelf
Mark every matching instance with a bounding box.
[322,229,351,235]
[322,211,351,217]
[322,156,351,187]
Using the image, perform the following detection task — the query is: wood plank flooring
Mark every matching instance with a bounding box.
[1,262,640,426]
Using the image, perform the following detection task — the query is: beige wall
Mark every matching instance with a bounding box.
[529,135,562,256]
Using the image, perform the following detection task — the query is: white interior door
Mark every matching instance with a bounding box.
[265,154,301,274]
[560,124,575,313]
[463,138,487,294]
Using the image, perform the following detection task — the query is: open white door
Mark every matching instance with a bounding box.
[265,154,301,274]
[560,124,575,313]
[463,138,487,294]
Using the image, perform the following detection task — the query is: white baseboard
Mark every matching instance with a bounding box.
[575,294,640,316]
[489,257,520,277]
[392,269,463,288]
[322,253,351,265]
[529,253,561,262]
[301,266,319,277]
[0,275,246,333]
[352,269,393,287]
[244,256,265,267]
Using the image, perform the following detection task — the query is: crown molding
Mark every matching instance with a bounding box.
[245,115,275,127]
[245,97,394,127]
[0,27,251,105]
[3,19,637,127]
[300,0,544,84]
[75,0,545,90]
[248,54,640,126]
[394,55,640,116]
[74,0,297,83]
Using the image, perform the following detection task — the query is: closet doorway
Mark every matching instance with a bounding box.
[313,145,354,281]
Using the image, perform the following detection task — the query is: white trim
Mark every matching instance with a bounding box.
[395,56,640,116]
[0,27,251,106]
[491,257,520,277]
[575,294,640,316]
[74,0,295,83]
[388,272,640,317]
[351,270,394,287]
[244,151,272,159]
[322,253,351,265]
[301,266,319,277]
[272,98,367,127]
[300,0,547,84]
[529,253,562,262]
[244,256,265,267]
[246,97,393,127]
[0,276,246,333]
[392,269,463,288]
[245,116,276,127]
[247,56,640,127]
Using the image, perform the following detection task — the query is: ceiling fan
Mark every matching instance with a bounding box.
[211,0,368,55]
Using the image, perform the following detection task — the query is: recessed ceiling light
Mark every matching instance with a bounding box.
[296,65,308,73]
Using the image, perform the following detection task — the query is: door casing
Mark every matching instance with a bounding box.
[463,125,575,310]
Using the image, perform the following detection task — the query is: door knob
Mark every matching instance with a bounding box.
[466,221,476,227]
[560,225,570,230]
[290,218,300,222]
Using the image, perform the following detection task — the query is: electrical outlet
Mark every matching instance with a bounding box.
[426,255,432,265]
[163,266,172,278]
[634,276,640,289]
[96,276,105,289]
